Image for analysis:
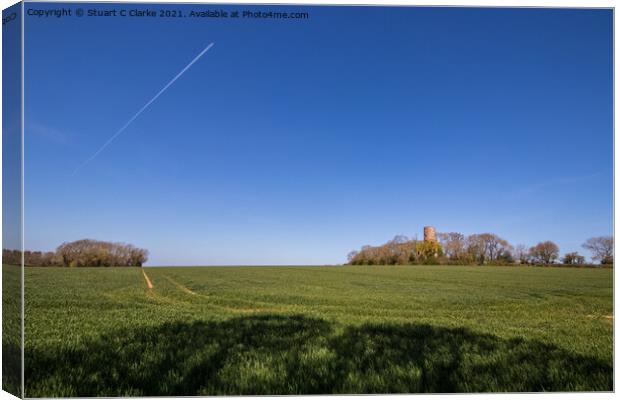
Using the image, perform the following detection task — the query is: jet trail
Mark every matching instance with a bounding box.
[73,42,215,175]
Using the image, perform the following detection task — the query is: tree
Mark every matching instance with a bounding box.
[562,252,585,265]
[23,250,59,266]
[415,241,443,264]
[495,249,514,265]
[514,244,530,264]
[466,234,486,264]
[348,245,376,265]
[347,251,359,263]
[2,249,21,265]
[466,233,512,264]
[529,241,559,265]
[56,239,148,267]
[437,232,467,261]
[128,247,149,267]
[582,236,613,265]
[485,234,513,262]
[348,236,420,265]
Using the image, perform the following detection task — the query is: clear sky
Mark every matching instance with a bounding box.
[23,4,612,265]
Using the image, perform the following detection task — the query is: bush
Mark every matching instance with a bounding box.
[57,239,148,267]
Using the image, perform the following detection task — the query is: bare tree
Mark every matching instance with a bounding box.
[129,247,149,267]
[582,236,613,264]
[437,232,466,260]
[485,234,513,262]
[529,241,559,264]
[514,244,530,264]
[466,234,487,264]
[389,235,409,245]
[466,233,512,264]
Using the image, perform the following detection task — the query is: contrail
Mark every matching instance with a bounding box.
[73,42,215,175]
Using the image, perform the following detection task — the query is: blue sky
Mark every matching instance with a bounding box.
[23,4,612,265]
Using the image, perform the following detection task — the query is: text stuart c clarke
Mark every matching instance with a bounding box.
[26,8,160,18]
[26,8,309,19]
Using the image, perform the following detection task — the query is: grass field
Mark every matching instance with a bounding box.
[16,264,613,396]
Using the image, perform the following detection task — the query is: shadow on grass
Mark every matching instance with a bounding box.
[2,342,22,397]
[3,264,23,397]
[26,315,612,396]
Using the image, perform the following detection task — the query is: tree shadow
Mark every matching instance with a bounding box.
[25,315,612,397]
[3,264,23,397]
[330,323,612,393]
[2,342,22,396]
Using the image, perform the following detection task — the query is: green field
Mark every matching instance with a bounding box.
[17,264,613,396]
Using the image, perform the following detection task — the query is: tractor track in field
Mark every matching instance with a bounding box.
[163,274,201,296]
[150,273,287,313]
[141,268,154,289]
[586,314,613,323]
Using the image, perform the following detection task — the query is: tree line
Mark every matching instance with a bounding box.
[3,239,149,267]
[347,233,613,267]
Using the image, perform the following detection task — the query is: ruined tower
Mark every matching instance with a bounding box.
[423,226,437,242]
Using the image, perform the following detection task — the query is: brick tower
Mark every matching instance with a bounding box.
[423,226,437,242]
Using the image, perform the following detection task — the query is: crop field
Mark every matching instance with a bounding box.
[16,264,613,396]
